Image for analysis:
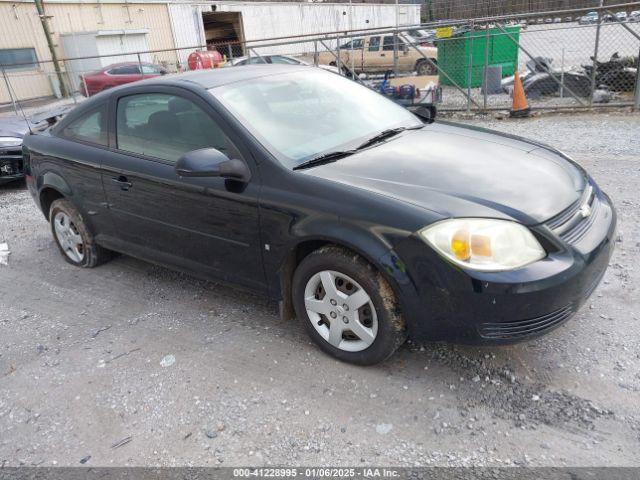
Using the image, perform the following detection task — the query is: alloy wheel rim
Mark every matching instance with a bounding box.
[304,270,378,352]
[53,212,85,263]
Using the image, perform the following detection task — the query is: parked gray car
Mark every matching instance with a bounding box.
[0,106,70,184]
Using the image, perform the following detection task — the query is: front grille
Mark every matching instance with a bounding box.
[0,149,23,177]
[479,304,575,340]
[546,183,599,245]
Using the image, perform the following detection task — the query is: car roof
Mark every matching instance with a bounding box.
[140,64,309,89]
[103,61,155,69]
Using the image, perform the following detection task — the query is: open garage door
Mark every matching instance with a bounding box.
[201,11,245,58]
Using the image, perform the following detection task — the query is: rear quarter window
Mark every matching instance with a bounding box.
[60,104,109,146]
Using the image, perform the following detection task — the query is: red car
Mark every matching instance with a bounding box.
[79,62,167,96]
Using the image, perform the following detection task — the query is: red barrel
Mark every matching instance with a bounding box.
[187,50,224,70]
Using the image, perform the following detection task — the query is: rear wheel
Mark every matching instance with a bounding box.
[416,59,437,75]
[292,245,406,365]
[50,198,111,268]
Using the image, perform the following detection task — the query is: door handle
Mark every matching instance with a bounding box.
[111,175,132,191]
[381,53,386,57]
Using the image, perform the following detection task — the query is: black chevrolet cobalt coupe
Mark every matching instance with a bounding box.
[23,65,616,365]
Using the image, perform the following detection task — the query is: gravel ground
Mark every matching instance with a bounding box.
[0,111,639,467]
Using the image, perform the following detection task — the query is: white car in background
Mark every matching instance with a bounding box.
[615,11,628,21]
[579,11,599,24]
[227,54,340,74]
[627,10,640,21]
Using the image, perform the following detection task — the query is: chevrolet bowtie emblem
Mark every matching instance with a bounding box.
[579,203,592,218]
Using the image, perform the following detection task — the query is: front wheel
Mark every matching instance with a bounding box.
[292,245,406,365]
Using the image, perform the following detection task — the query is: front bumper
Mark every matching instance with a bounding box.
[392,190,617,344]
[0,147,24,184]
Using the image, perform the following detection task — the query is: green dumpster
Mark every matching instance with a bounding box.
[436,26,520,88]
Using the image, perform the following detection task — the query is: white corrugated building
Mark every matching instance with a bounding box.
[0,0,420,104]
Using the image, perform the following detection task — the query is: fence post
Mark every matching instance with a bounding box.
[560,48,565,98]
[65,69,77,104]
[80,68,89,97]
[466,20,474,113]
[393,30,399,76]
[137,53,143,80]
[589,1,603,107]
[1,67,19,117]
[314,40,318,66]
[634,46,640,110]
[483,22,489,112]
[227,44,233,62]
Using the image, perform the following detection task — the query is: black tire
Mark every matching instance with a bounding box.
[49,198,112,268]
[416,59,437,76]
[292,245,407,365]
[341,66,353,78]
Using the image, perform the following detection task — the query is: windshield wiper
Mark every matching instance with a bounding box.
[293,150,356,170]
[356,124,424,150]
[293,124,424,171]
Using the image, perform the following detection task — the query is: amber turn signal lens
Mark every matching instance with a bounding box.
[471,234,492,257]
[451,229,470,260]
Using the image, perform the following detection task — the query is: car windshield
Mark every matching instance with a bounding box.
[211,70,421,168]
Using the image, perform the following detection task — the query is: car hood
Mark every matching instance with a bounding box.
[303,122,587,225]
[0,105,72,139]
[0,116,30,138]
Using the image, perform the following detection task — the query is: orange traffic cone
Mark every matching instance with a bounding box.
[510,70,531,118]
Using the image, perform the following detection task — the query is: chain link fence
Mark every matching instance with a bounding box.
[1,3,639,116]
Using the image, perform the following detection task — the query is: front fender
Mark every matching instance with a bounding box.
[276,217,421,332]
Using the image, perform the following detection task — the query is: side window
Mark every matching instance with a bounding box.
[0,48,38,71]
[340,39,363,50]
[246,57,267,64]
[141,64,161,74]
[269,55,300,65]
[382,36,397,51]
[116,93,241,163]
[109,65,140,75]
[62,104,108,146]
[368,36,381,52]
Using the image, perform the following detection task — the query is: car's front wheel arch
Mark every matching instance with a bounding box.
[279,234,413,323]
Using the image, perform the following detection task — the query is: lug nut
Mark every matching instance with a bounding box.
[343,304,349,311]
[342,316,349,323]
[330,311,337,319]
[330,299,337,306]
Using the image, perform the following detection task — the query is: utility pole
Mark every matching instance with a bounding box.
[34,0,68,97]
[426,0,433,22]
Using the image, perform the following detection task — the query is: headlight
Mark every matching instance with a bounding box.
[420,218,546,271]
[0,137,22,147]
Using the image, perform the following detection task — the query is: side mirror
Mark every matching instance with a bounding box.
[160,68,168,75]
[402,44,409,54]
[175,148,251,182]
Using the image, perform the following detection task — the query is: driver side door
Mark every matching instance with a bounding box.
[100,87,266,291]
